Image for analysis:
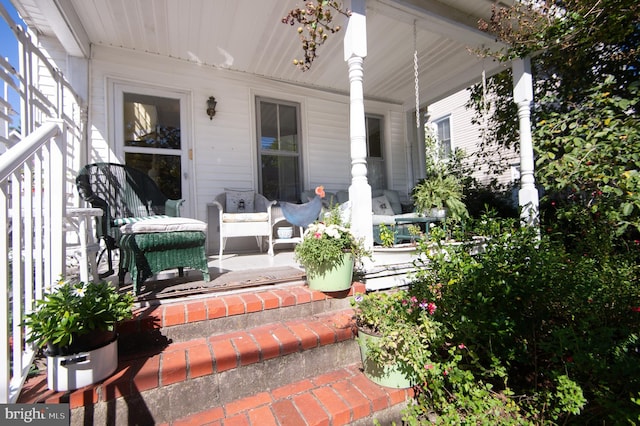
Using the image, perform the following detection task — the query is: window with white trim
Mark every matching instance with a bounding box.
[434,116,451,158]
[256,98,302,202]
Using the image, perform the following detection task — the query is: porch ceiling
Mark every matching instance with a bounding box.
[17,0,508,107]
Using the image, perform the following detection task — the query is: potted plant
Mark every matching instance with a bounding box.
[351,290,442,388]
[294,208,370,291]
[411,172,469,221]
[22,279,134,391]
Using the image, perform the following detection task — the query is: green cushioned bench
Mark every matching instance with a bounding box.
[117,217,211,295]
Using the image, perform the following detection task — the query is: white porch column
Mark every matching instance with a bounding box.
[344,0,373,250]
[512,57,539,227]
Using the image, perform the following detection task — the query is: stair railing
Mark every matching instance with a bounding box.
[0,120,66,403]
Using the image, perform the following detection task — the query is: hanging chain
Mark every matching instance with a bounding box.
[413,21,420,130]
[481,67,488,144]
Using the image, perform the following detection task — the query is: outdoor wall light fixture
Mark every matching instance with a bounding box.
[206,96,217,120]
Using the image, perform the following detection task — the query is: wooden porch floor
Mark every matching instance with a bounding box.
[98,247,419,304]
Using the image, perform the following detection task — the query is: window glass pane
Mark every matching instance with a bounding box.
[437,118,451,157]
[258,99,301,202]
[367,117,382,158]
[261,154,300,201]
[124,152,182,199]
[260,102,278,150]
[124,93,180,149]
[279,105,298,152]
[367,158,386,190]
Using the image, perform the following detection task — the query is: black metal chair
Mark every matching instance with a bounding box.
[75,162,184,280]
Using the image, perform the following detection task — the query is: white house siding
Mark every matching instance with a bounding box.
[87,46,410,253]
[427,89,518,187]
[25,34,87,210]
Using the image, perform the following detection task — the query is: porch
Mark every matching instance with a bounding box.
[0,0,535,415]
[114,248,417,304]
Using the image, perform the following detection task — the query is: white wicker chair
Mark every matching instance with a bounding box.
[210,191,276,257]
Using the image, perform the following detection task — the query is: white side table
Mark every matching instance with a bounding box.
[270,207,303,255]
[66,208,103,283]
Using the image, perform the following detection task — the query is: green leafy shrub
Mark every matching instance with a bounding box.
[377,224,396,248]
[409,217,640,423]
[23,279,134,353]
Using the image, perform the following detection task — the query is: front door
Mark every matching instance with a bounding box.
[114,83,192,217]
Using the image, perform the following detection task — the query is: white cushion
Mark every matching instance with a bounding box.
[222,212,269,223]
[383,190,403,215]
[120,217,207,234]
[225,189,255,213]
[113,215,169,226]
[372,195,395,215]
[372,212,419,225]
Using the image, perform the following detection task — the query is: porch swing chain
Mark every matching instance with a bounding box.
[413,20,420,130]
[481,61,488,145]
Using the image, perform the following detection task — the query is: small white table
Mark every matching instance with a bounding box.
[270,207,303,255]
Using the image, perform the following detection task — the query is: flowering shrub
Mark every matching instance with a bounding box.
[407,216,640,423]
[23,279,134,353]
[350,290,526,423]
[351,290,443,382]
[294,209,369,277]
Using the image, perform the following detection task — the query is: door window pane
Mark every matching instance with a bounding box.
[124,94,181,149]
[125,153,182,199]
[122,92,182,199]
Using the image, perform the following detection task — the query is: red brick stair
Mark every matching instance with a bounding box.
[18,282,411,425]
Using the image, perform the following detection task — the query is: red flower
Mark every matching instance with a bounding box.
[631,306,640,312]
[426,302,437,315]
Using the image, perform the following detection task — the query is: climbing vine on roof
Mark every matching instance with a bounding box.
[282,1,351,71]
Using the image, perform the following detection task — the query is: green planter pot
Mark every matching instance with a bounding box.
[306,253,354,292]
[357,328,412,389]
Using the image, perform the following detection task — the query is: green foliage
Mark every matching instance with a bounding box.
[469,1,639,235]
[378,224,396,248]
[294,207,370,277]
[412,173,469,221]
[535,78,640,234]
[22,279,134,350]
[409,217,640,423]
[407,224,421,238]
[351,290,443,384]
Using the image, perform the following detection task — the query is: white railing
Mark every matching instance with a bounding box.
[0,120,66,403]
[1,1,87,403]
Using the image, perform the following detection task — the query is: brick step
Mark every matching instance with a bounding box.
[18,283,407,425]
[119,282,364,347]
[165,364,412,426]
